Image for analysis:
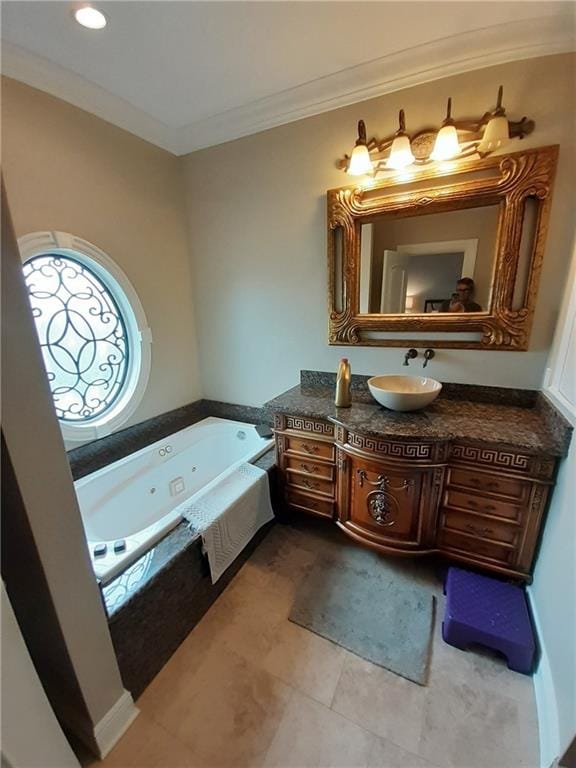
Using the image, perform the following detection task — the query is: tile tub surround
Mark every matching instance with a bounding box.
[68,398,271,480]
[107,520,275,700]
[265,376,572,457]
[103,448,279,699]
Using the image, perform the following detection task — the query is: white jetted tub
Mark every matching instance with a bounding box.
[74,417,274,584]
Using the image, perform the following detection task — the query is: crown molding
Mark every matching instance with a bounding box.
[3,16,574,157]
[2,41,179,153]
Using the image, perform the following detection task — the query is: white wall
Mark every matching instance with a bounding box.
[184,53,575,406]
[530,238,576,767]
[2,76,201,437]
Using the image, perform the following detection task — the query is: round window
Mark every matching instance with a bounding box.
[20,231,151,442]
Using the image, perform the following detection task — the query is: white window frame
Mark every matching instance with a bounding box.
[543,240,576,424]
[19,231,152,443]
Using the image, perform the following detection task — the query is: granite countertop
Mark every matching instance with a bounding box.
[265,384,570,456]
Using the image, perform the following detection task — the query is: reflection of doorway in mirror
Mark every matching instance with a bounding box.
[396,239,478,314]
[380,250,408,313]
[359,223,373,314]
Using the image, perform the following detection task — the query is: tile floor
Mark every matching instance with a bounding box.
[93,519,539,768]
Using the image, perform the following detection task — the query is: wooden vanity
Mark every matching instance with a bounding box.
[272,411,560,582]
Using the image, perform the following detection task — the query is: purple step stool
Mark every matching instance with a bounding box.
[443,567,536,674]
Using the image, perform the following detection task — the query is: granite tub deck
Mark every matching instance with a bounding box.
[264,374,572,457]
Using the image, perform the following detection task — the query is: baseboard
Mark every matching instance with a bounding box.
[93,690,139,759]
[528,588,560,768]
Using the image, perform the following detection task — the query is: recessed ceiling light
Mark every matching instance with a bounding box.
[74,6,107,30]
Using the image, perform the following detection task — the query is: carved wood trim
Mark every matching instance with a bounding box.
[348,432,433,459]
[284,416,335,436]
[449,442,557,480]
[327,145,558,350]
[345,431,451,463]
[273,414,286,431]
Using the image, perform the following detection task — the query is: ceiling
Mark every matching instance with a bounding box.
[2,1,575,155]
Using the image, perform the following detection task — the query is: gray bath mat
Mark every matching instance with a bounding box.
[289,546,434,685]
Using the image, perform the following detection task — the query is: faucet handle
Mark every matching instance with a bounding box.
[403,348,418,366]
[423,349,435,369]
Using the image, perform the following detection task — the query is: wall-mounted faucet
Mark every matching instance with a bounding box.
[403,348,418,366]
[423,349,435,369]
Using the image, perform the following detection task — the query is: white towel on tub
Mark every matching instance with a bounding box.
[180,462,274,584]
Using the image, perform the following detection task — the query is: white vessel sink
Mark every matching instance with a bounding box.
[368,375,442,412]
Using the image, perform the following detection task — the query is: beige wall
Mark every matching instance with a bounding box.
[184,53,575,405]
[2,191,130,750]
[2,77,201,437]
[1,583,80,768]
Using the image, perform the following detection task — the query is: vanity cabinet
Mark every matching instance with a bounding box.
[337,438,445,553]
[273,414,556,581]
[275,415,337,521]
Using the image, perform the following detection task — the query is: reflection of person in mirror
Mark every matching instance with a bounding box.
[441,277,482,312]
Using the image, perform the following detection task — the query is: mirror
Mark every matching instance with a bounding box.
[359,205,499,315]
[327,145,558,350]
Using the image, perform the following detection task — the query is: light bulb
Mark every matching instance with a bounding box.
[478,115,509,153]
[347,144,373,176]
[74,6,107,29]
[386,134,415,170]
[431,124,461,161]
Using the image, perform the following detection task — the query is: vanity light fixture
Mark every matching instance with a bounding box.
[430,98,461,161]
[337,85,533,177]
[386,110,415,170]
[74,5,107,29]
[478,86,510,154]
[347,120,374,176]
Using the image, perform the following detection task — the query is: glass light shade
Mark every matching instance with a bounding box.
[478,115,509,153]
[431,124,461,161]
[74,7,107,28]
[386,134,415,170]
[347,144,373,176]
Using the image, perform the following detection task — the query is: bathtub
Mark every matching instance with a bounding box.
[74,417,274,584]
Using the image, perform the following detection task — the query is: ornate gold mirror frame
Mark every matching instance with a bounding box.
[328,145,558,350]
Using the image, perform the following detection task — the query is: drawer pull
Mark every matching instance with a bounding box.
[463,476,500,492]
[466,499,497,513]
[465,523,494,537]
[302,479,321,490]
[300,463,319,474]
[301,443,320,455]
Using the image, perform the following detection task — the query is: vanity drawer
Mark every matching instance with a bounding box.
[438,529,516,566]
[441,509,520,546]
[286,489,334,519]
[284,435,335,462]
[284,457,335,480]
[287,473,334,498]
[447,468,527,501]
[443,489,524,522]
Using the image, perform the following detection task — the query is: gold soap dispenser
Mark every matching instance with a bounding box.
[335,358,352,407]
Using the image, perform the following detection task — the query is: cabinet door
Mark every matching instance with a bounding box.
[342,454,435,550]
